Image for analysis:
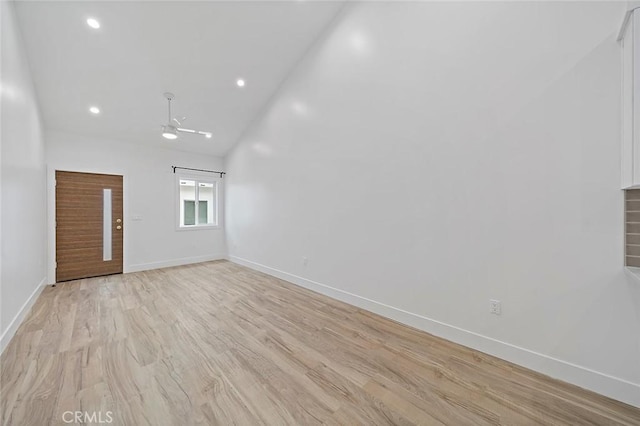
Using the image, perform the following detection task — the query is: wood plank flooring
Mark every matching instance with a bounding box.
[1,260,639,425]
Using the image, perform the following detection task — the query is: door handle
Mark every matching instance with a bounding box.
[116,219,122,223]
[116,225,122,230]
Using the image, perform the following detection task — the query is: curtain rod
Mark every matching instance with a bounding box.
[172,166,226,178]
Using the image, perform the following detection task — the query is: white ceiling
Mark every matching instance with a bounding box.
[14,1,344,156]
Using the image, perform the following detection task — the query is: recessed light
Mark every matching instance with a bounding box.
[236,79,245,87]
[86,18,100,29]
[89,106,100,114]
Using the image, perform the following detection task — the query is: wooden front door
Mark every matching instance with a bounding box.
[56,171,123,282]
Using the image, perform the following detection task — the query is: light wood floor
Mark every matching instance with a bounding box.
[1,261,639,425]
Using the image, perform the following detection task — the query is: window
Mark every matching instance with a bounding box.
[183,200,208,225]
[178,178,218,228]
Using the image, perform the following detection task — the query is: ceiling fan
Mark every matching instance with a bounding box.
[161,92,212,140]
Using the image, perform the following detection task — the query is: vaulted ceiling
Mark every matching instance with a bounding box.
[14,1,345,155]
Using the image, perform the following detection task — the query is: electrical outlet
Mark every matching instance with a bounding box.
[489,299,502,315]
[302,256,309,266]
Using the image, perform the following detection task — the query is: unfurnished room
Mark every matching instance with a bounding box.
[1,0,640,425]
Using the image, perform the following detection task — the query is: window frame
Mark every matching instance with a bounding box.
[175,174,220,231]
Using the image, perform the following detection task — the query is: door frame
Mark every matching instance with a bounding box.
[46,165,127,284]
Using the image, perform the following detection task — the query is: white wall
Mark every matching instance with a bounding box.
[225,1,640,407]
[46,130,226,281]
[0,1,47,351]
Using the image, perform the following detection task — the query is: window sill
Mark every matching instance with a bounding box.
[176,225,221,232]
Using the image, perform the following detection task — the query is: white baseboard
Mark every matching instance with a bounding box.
[126,253,227,273]
[0,277,47,355]
[229,255,640,408]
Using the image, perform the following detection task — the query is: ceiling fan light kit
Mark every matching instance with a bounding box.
[162,124,178,139]
[161,92,212,140]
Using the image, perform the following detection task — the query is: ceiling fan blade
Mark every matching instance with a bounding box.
[177,127,212,138]
[173,116,187,126]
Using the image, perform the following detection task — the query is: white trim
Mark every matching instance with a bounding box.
[625,266,640,282]
[175,225,221,232]
[126,253,226,273]
[228,255,640,408]
[618,6,639,42]
[0,277,46,355]
[619,3,640,42]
